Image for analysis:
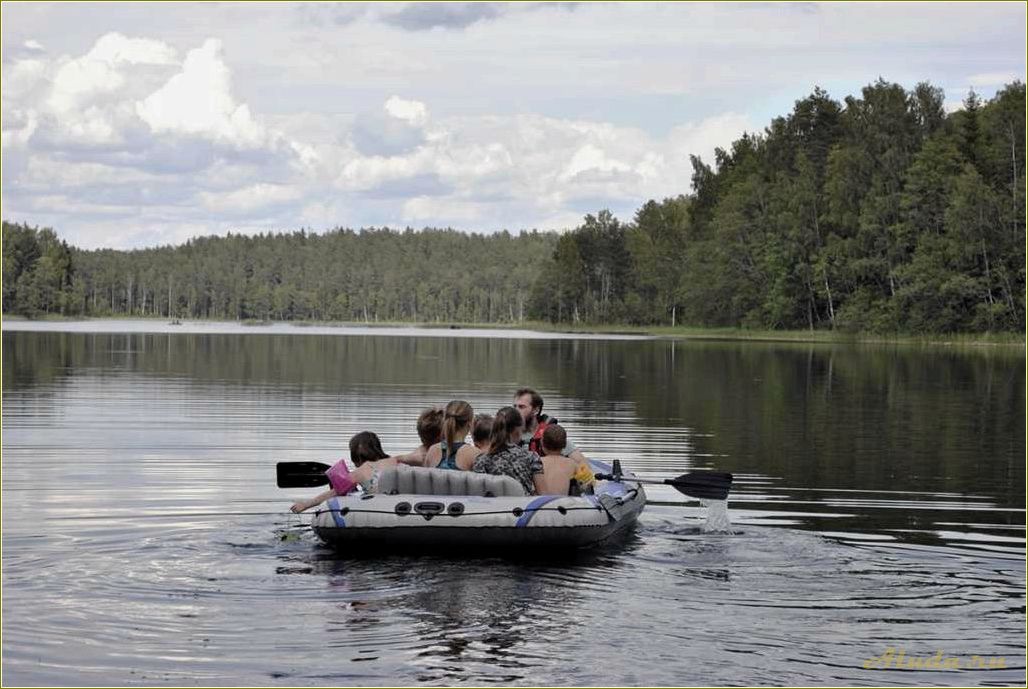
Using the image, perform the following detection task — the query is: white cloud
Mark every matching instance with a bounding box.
[20,157,159,189]
[350,96,429,156]
[384,95,428,126]
[435,141,513,179]
[666,112,755,167]
[86,32,176,65]
[136,38,266,148]
[48,32,176,113]
[1,108,38,149]
[320,102,750,233]
[0,33,181,150]
[560,143,632,182]
[336,149,432,192]
[536,210,588,233]
[2,31,317,247]
[199,183,301,213]
[402,196,485,224]
[2,57,47,101]
[1,2,1023,249]
[967,72,1022,88]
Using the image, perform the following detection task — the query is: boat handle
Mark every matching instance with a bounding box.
[414,501,445,518]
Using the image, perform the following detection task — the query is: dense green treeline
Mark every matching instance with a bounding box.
[3,79,1024,334]
[2,225,555,323]
[530,80,1026,333]
[2,224,76,317]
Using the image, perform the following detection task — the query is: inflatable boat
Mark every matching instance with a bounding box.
[277,458,732,553]
[308,460,645,552]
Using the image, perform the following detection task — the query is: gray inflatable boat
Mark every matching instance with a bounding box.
[310,460,645,552]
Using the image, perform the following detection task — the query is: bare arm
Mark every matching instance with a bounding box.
[394,445,430,466]
[567,448,589,464]
[290,488,337,513]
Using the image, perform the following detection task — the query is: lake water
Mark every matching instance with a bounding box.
[2,320,1024,686]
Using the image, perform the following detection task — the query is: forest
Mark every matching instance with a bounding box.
[3,79,1025,334]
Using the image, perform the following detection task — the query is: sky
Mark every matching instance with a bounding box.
[1,1,1025,250]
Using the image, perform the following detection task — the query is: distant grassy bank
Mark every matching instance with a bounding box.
[537,322,1027,348]
[5,312,1024,349]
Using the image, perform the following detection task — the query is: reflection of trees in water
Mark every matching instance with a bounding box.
[624,341,1025,504]
[6,331,1024,506]
[5,331,558,391]
[536,336,1023,505]
[3,331,79,392]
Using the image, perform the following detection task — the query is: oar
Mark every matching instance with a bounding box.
[277,461,733,500]
[594,470,733,501]
[277,461,332,488]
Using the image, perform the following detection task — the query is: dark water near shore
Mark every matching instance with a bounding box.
[2,321,1025,686]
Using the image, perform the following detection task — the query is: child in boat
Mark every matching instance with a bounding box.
[471,414,493,453]
[422,400,480,471]
[395,406,445,466]
[535,424,595,495]
[290,431,400,512]
[472,406,545,495]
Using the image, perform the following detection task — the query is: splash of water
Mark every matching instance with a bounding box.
[699,499,733,533]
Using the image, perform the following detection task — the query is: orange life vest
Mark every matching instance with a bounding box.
[526,414,557,456]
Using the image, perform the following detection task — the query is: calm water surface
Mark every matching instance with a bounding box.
[2,321,1024,686]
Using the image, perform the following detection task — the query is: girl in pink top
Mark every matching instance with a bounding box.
[290,432,400,512]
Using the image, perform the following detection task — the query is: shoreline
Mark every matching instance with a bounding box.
[3,313,1024,348]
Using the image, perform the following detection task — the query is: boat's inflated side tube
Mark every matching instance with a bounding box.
[377,463,527,497]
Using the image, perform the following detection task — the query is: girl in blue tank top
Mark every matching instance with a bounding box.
[423,400,479,471]
[436,440,465,470]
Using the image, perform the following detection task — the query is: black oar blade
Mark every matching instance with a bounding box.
[667,471,733,501]
[276,461,331,488]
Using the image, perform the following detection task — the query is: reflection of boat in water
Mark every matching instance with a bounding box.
[310,460,646,552]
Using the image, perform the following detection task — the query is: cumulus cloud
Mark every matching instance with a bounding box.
[351,96,429,156]
[0,33,181,150]
[2,31,316,247]
[560,143,633,182]
[384,95,428,126]
[199,183,302,214]
[49,32,176,113]
[0,109,38,149]
[320,104,753,232]
[402,196,486,223]
[136,39,266,149]
[666,112,755,169]
[2,1,1022,249]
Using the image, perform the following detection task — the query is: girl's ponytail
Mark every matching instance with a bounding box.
[442,400,474,451]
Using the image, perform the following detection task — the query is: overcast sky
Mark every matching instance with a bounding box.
[2,1,1025,250]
